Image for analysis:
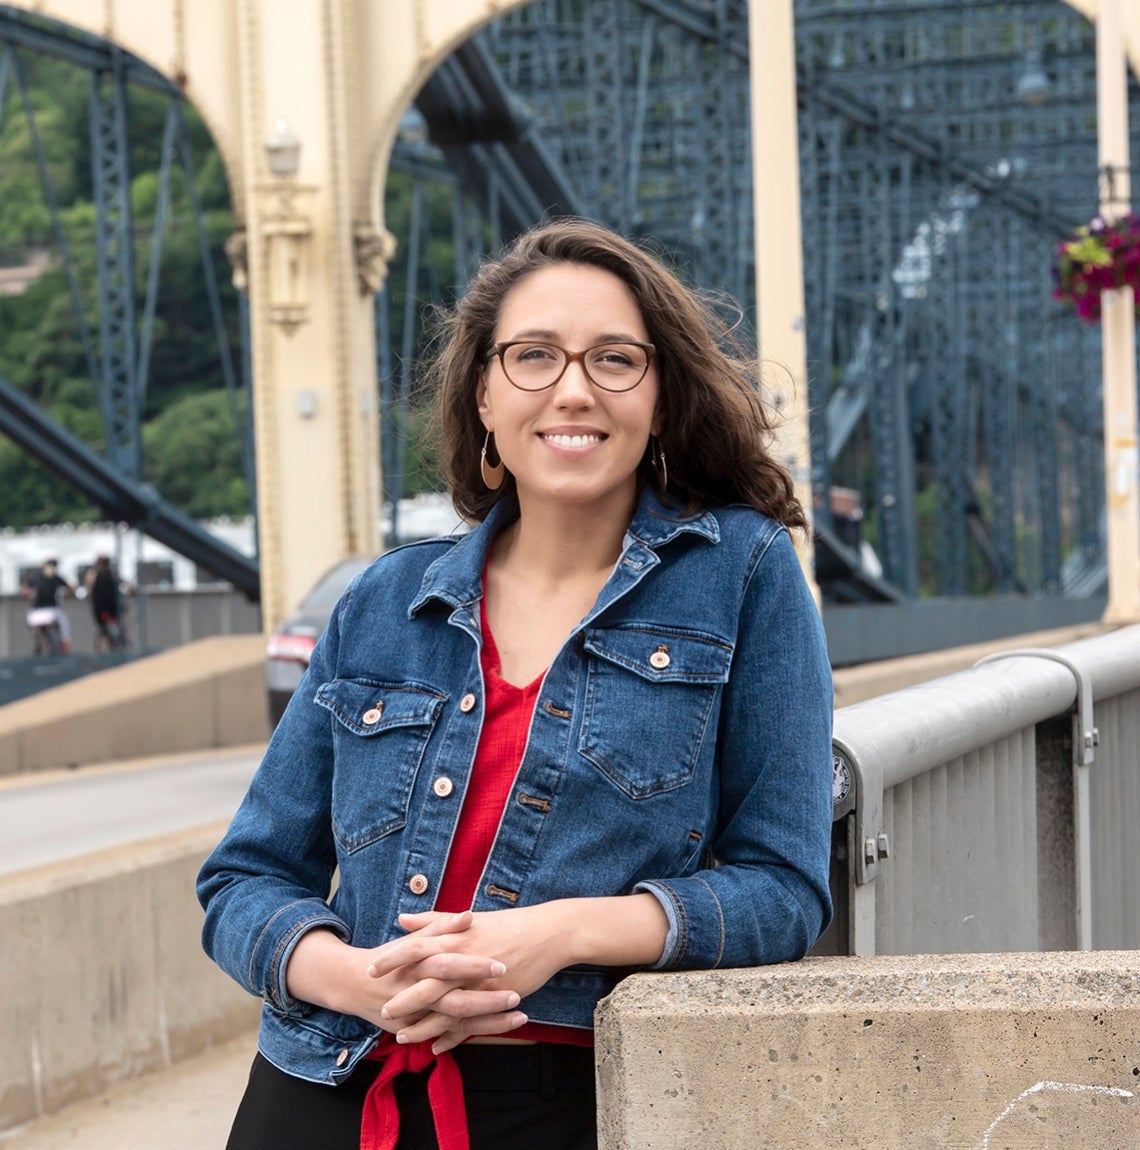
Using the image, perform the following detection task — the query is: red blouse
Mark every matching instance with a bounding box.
[361,589,589,1149]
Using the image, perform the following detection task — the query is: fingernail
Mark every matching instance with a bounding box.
[396,1032,409,1044]
[431,1042,445,1056]
[490,961,507,977]
[367,965,378,978]
[380,1007,390,1019]
[506,992,520,1008]
[511,1013,528,1028]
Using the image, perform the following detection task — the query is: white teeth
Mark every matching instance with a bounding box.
[544,433,601,447]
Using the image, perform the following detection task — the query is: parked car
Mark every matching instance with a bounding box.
[265,555,375,726]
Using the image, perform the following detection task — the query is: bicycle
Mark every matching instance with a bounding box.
[27,606,64,656]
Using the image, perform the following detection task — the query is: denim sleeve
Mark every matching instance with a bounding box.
[196,595,352,1016]
[635,526,834,970]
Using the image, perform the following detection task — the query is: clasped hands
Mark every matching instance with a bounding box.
[362,906,564,1054]
[287,893,663,1055]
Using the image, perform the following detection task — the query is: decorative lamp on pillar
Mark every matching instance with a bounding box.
[261,117,314,334]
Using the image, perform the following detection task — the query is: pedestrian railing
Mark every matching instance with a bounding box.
[819,625,1140,957]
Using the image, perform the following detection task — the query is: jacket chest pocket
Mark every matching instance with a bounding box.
[315,678,445,854]
[578,626,732,799]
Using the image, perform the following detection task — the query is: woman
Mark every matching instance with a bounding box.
[198,219,834,1149]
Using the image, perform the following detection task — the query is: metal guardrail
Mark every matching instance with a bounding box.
[825,625,1140,958]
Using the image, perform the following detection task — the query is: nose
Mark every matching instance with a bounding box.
[551,355,595,408]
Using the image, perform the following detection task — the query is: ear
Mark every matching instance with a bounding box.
[476,375,492,430]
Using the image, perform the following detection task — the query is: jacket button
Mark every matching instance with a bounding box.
[336,1048,349,1067]
[459,693,477,712]
[409,873,429,895]
[362,705,383,725]
[433,777,454,798]
[649,647,671,669]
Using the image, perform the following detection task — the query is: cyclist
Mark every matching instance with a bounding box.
[85,554,129,652]
[21,558,76,655]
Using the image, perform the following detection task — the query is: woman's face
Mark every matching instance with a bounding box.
[476,262,660,519]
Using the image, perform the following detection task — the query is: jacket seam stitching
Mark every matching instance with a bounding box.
[691,875,726,967]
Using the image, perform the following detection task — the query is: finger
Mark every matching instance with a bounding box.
[400,910,472,937]
[429,1011,530,1055]
[398,911,462,931]
[412,953,507,984]
[383,985,520,1023]
[397,1008,527,1047]
[364,919,479,978]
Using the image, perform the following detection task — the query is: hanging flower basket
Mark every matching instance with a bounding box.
[1052,212,1140,323]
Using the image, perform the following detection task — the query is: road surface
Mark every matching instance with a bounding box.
[0,746,263,876]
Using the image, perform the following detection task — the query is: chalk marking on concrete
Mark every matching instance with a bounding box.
[978,1081,1135,1149]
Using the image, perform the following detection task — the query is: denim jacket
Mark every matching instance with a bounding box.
[197,486,833,1085]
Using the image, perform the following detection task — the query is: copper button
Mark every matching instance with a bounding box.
[649,647,671,669]
[336,1048,349,1067]
[459,693,477,712]
[433,777,454,798]
[362,704,383,725]
[409,873,429,895]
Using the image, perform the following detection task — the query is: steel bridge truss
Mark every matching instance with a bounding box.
[0,11,258,594]
[3,1,1138,606]
[385,0,1134,599]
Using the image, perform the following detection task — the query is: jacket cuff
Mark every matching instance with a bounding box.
[633,877,725,970]
[254,900,352,1015]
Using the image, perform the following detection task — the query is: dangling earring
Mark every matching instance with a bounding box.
[650,436,668,492]
[481,430,505,491]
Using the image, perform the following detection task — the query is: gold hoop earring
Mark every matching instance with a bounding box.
[481,430,505,491]
[651,436,668,493]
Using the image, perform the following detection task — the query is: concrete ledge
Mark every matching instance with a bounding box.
[0,635,268,774]
[0,822,260,1133]
[832,621,1113,707]
[595,952,1140,1149]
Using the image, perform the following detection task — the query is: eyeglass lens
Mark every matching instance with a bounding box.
[499,342,650,391]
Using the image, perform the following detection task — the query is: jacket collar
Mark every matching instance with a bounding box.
[408,486,720,618]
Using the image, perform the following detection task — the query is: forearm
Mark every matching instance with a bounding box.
[285,927,363,1015]
[559,893,669,968]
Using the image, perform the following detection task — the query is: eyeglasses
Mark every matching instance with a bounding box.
[485,340,656,393]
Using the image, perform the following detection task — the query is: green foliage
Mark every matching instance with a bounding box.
[142,389,250,518]
[0,52,247,527]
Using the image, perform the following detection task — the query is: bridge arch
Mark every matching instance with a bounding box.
[3,0,1139,625]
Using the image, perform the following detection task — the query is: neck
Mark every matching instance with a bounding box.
[494,488,638,583]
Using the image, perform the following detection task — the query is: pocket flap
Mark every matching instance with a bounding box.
[314,679,444,735]
[582,627,732,684]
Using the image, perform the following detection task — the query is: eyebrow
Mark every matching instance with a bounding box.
[506,328,647,343]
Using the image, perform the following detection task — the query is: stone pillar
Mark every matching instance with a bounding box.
[234,0,383,629]
[749,0,820,603]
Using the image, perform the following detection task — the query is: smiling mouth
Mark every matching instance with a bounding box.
[539,433,605,448]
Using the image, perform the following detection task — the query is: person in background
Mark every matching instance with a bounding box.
[198,219,834,1150]
[86,554,128,652]
[20,558,76,655]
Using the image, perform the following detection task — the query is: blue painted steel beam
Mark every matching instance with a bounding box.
[89,54,141,478]
[0,376,259,598]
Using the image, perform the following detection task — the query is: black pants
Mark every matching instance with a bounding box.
[226,1045,598,1149]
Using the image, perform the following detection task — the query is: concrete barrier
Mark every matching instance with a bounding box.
[0,822,260,1133]
[0,635,268,775]
[595,953,1140,1149]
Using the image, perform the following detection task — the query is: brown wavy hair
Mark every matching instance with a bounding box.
[422,218,806,529]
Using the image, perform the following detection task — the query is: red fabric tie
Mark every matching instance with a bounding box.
[360,1036,469,1150]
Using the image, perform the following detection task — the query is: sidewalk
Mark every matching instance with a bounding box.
[0,1031,257,1149]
